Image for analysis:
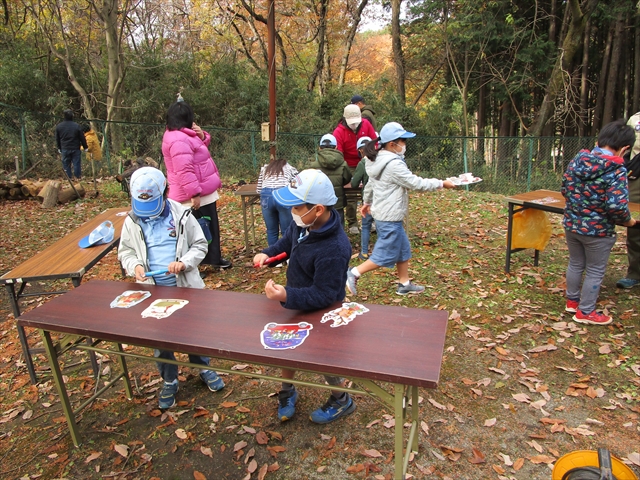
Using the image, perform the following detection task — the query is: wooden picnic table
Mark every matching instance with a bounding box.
[18,279,449,480]
[504,189,640,273]
[1,207,129,383]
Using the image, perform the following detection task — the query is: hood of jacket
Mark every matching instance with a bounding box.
[568,149,624,182]
[361,105,376,116]
[317,148,346,169]
[366,149,402,180]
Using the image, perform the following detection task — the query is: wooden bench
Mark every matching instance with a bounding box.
[504,189,640,273]
[1,208,129,383]
[17,279,449,480]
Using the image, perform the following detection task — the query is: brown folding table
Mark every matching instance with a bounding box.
[1,207,129,383]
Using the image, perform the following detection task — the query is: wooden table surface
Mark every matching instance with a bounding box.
[1,207,129,282]
[18,280,449,389]
[505,189,640,214]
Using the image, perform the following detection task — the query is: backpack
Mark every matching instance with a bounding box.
[624,152,640,181]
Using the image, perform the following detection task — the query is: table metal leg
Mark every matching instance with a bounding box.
[249,201,256,245]
[534,249,540,266]
[115,343,134,400]
[505,202,515,273]
[241,197,249,251]
[410,386,419,452]
[394,383,405,480]
[5,282,38,384]
[41,329,81,447]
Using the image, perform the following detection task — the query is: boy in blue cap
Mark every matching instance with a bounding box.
[118,167,225,408]
[253,169,354,424]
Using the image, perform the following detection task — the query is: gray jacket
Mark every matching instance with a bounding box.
[118,199,207,288]
[363,150,443,222]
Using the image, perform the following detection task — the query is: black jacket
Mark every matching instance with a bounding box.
[55,120,88,151]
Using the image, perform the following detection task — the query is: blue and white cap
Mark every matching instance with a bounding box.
[379,122,416,144]
[357,136,372,150]
[320,133,337,148]
[130,167,166,217]
[273,169,338,207]
[78,220,115,248]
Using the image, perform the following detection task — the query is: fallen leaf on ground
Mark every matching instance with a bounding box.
[234,441,248,452]
[114,444,129,458]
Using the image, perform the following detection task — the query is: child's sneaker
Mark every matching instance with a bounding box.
[200,370,225,392]
[573,310,613,325]
[346,270,359,295]
[277,388,298,421]
[357,252,369,261]
[309,394,356,424]
[158,380,178,409]
[565,299,579,313]
[396,282,425,295]
[616,277,640,289]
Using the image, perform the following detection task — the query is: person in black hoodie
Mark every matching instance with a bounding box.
[253,169,354,425]
[55,109,88,180]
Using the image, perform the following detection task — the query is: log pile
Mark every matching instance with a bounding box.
[0,178,86,207]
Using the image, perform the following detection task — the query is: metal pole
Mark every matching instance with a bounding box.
[267,0,277,162]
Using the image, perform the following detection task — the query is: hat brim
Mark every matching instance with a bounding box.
[132,197,164,217]
[346,118,362,126]
[273,186,305,207]
[78,235,99,248]
[398,131,416,139]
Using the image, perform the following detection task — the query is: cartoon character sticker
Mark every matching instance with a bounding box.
[320,302,369,328]
[110,290,151,308]
[141,299,189,319]
[260,322,313,350]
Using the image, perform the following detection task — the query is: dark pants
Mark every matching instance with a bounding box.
[192,201,223,265]
[626,180,640,280]
[345,166,358,228]
[61,149,81,179]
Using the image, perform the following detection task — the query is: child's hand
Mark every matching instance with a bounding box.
[253,253,269,267]
[442,180,456,189]
[360,204,370,217]
[168,261,185,274]
[265,279,287,302]
[134,265,146,282]
[192,123,205,140]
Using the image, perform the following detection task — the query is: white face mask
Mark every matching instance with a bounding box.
[292,206,318,228]
[397,145,406,156]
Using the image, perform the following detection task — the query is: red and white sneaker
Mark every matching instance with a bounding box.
[573,310,612,325]
[565,299,579,313]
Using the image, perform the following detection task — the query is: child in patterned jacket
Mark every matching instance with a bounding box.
[561,120,638,325]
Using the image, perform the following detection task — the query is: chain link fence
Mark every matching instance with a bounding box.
[0,103,596,195]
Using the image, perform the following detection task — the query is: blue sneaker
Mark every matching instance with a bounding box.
[346,269,359,296]
[158,380,178,409]
[277,388,298,421]
[309,394,356,424]
[200,370,225,392]
[616,278,640,289]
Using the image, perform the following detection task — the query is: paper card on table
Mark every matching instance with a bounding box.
[530,196,561,205]
[260,322,313,350]
[141,299,189,319]
[320,302,369,328]
[110,290,151,308]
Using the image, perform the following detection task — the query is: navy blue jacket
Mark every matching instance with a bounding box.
[262,209,351,311]
[55,120,88,151]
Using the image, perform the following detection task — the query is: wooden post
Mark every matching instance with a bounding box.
[41,180,61,208]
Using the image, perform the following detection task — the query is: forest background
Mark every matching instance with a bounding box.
[1,0,640,181]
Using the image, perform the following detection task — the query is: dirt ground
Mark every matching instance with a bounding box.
[0,180,638,480]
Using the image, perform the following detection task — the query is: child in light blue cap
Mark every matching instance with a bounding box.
[345,122,456,296]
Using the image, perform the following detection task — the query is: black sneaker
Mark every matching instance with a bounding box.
[212,259,233,269]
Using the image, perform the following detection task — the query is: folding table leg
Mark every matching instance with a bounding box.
[5,283,38,384]
[410,386,419,452]
[394,383,405,480]
[71,276,100,377]
[241,197,249,251]
[115,343,134,400]
[40,329,81,447]
[505,202,515,273]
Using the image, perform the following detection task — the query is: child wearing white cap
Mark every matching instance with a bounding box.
[346,122,456,296]
[118,167,225,409]
[253,169,354,425]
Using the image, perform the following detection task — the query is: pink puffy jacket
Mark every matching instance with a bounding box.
[162,127,222,203]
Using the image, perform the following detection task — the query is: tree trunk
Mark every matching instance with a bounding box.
[602,12,624,125]
[529,0,600,137]
[579,20,590,136]
[592,26,613,134]
[307,0,329,93]
[634,20,640,114]
[337,0,369,87]
[391,0,405,103]
[58,183,86,204]
[41,180,61,208]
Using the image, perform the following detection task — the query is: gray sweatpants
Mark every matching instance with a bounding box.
[565,231,616,314]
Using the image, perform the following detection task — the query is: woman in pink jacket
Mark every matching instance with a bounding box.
[162,101,232,269]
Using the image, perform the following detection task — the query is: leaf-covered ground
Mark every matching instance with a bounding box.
[0,179,638,480]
